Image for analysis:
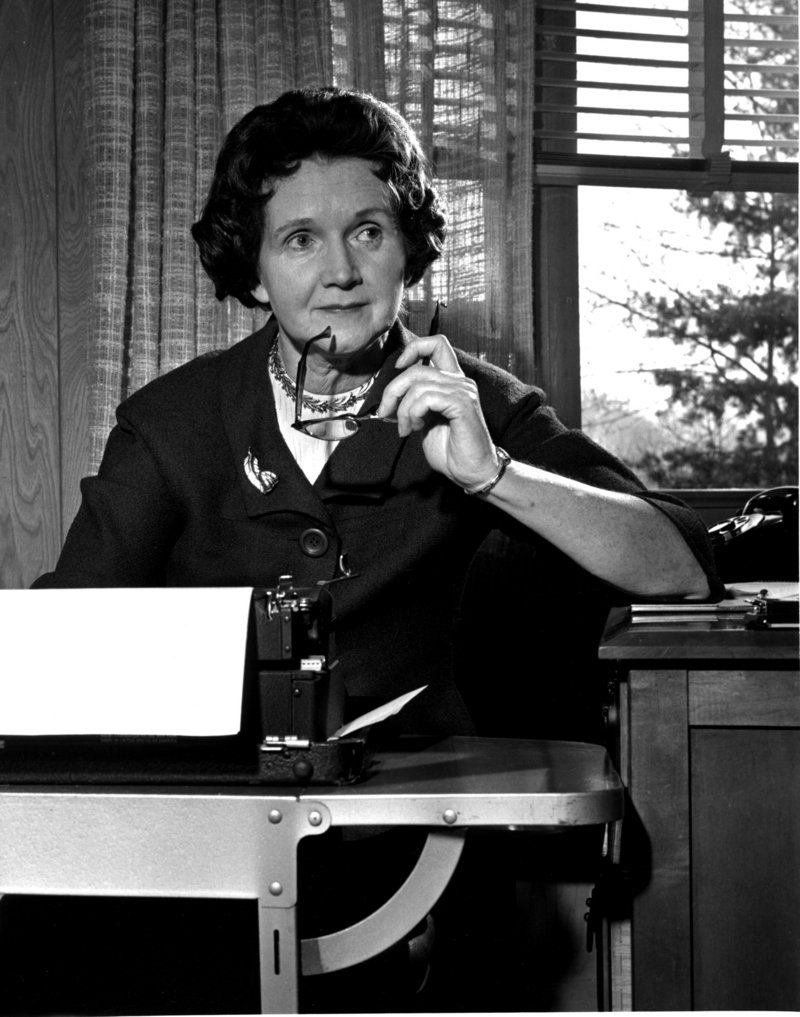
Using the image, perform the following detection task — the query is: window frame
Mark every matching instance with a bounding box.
[532,1,798,433]
[533,156,798,430]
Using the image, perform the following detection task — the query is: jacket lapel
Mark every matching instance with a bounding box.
[219,319,333,523]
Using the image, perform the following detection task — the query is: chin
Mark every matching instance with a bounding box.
[329,324,392,357]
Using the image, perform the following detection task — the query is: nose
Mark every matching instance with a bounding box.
[322,238,361,288]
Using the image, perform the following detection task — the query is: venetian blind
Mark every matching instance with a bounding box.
[534,0,799,164]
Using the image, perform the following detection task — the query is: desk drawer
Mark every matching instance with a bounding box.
[689,669,800,726]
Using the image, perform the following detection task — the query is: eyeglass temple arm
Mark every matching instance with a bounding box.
[429,300,447,335]
[294,326,333,421]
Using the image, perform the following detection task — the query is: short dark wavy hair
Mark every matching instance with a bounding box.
[191,87,447,309]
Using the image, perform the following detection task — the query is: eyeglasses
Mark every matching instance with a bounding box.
[291,327,394,442]
[290,304,444,442]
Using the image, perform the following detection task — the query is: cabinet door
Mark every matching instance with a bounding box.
[691,728,800,1010]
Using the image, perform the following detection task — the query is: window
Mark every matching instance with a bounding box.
[534,0,798,490]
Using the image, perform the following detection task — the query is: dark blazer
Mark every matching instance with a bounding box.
[35,318,722,734]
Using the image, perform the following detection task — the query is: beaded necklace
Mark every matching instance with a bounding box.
[268,333,379,414]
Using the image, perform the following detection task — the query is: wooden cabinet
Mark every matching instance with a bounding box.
[600,615,799,1011]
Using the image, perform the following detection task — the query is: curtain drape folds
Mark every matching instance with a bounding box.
[84,0,534,469]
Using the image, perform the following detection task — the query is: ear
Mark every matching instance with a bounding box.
[251,281,270,305]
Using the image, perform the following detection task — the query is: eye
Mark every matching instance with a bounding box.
[285,232,315,252]
[354,224,383,245]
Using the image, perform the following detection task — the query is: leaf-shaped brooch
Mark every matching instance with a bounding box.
[243,448,278,494]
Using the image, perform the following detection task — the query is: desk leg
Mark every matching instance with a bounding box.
[258,901,301,1014]
[254,800,333,1014]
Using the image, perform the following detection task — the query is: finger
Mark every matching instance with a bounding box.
[396,334,462,373]
[394,376,480,436]
[378,364,464,421]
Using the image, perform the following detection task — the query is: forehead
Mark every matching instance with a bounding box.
[265,156,393,225]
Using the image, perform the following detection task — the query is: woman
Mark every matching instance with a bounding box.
[36,86,721,737]
[20,87,722,1015]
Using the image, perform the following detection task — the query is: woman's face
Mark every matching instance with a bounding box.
[252,156,408,362]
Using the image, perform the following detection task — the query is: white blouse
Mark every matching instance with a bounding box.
[268,369,370,484]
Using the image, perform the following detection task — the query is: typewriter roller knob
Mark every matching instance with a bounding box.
[293,758,314,781]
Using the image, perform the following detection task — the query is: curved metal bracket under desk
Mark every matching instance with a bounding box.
[301,827,467,975]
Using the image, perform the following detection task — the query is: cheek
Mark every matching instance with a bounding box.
[267,261,314,307]
[377,245,408,291]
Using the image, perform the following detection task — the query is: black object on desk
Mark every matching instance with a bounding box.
[709,485,799,581]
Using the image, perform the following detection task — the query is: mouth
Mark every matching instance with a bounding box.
[317,303,367,312]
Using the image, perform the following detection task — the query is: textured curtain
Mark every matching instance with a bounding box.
[84,0,534,468]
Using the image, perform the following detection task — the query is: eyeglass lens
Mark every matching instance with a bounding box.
[297,412,392,441]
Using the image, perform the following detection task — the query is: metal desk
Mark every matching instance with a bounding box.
[0,736,623,1013]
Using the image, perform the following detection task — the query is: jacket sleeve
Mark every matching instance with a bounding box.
[32,409,182,588]
[482,387,725,603]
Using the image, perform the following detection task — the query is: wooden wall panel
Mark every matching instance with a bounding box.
[0,0,61,588]
[53,0,89,537]
[0,0,86,588]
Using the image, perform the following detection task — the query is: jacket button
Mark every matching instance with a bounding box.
[299,527,329,557]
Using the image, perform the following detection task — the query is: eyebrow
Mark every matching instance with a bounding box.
[270,207,395,241]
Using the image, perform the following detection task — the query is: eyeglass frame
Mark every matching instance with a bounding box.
[290,302,445,441]
[290,327,389,440]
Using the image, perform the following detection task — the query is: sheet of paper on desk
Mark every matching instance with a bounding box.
[0,588,253,736]
[723,580,799,601]
[630,581,799,622]
[329,686,428,740]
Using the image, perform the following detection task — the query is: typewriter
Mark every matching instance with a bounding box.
[0,578,369,786]
[245,576,368,784]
